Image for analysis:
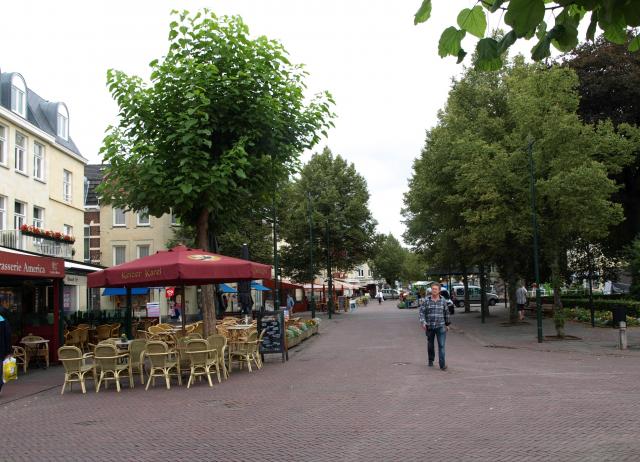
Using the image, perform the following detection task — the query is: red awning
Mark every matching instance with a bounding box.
[0,249,64,278]
[88,245,271,288]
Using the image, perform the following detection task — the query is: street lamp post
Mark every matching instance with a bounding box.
[528,139,543,343]
[307,193,316,319]
[272,195,280,312]
[325,221,333,319]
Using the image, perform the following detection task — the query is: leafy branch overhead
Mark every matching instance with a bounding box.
[415,0,640,70]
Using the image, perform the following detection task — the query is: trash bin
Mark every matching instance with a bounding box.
[612,306,626,327]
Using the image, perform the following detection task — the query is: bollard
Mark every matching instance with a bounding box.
[619,321,628,350]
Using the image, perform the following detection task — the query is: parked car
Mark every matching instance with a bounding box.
[451,285,499,307]
[381,288,400,300]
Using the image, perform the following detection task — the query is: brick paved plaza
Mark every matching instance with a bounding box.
[2,301,640,461]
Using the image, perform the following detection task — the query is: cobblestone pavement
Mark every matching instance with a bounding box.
[2,301,640,461]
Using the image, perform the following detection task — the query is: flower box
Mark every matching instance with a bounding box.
[19,224,75,244]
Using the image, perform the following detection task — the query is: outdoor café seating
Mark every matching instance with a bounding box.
[128,339,147,386]
[185,339,221,388]
[229,331,260,373]
[58,346,96,394]
[20,334,50,369]
[12,346,27,374]
[94,343,133,393]
[145,341,181,390]
[65,328,83,349]
[206,334,228,379]
[96,324,112,342]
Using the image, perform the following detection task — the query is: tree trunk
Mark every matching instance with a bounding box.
[507,275,519,323]
[195,208,217,337]
[463,268,470,313]
[551,256,564,338]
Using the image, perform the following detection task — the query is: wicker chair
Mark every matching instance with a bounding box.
[94,343,133,392]
[255,329,266,369]
[77,327,90,352]
[109,323,121,337]
[12,346,27,374]
[186,333,202,340]
[207,334,228,379]
[128,339,147,385]
[58,346,96,394]
[96,324,112,342]
[185,339,220,388]
[229,331,259,372]
[144,341,181,390]
[20,335,49,368]
[65,329,83,349]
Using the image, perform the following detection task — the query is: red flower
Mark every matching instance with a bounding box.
[20,224,28,232]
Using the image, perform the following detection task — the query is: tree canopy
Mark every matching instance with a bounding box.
[98,10,334,248]
[370,234,405,285]
[280,148,377,283]
[403,57,640,320]
[414,1,640,70]
[97,10,334,334]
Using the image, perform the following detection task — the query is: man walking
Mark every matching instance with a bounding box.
[516,283,528,321]
[419,282,451,370]
[0,307,12,394]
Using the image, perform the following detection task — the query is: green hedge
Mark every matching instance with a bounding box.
[560,298,640,318]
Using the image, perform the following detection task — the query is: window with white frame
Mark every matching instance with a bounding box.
[137,244,150,258]
[137,208,150,226]
[0,196,6,231]
[0,125,7,166]
[10,75,26,118]
[15,132,26,174]
[57,104,69,140]
[14,201,26,230]
[63,224,73,237]
[368,269,372,277]
[33,142,45,181]
[113,208,126,226]
[357,268,364,277]
[33,206,44,228]
[170,209,179,226]
[63,170,72,202]
[113,245,126,265]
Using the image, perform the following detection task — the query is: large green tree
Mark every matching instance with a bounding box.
[98,10,334,335]
[563,37,640,257]
[404,58,637,324]
[414,0,640,70]
[370,234,405,286]
[280,148,376,290]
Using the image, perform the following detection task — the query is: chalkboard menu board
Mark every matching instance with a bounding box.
[257,310,287,362]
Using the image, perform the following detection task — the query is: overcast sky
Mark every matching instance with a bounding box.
[1,1,541,244]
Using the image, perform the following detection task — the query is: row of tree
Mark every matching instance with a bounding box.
[403,37,640,322]
[96,10,415,334]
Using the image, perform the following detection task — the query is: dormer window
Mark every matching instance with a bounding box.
[10,75,27,118]
[57,104,69,140]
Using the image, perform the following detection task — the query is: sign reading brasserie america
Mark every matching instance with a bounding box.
[0,251,65,278]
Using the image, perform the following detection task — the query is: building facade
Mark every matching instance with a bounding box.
[0,69,86,261]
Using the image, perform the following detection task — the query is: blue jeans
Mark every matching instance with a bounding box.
[426,325,446,368]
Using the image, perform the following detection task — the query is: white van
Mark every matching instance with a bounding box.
[381,288,400,300]
[452,285,499,307]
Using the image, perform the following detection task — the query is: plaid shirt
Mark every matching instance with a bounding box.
[419,296,451,329]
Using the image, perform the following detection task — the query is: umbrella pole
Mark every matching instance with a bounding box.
[181,285,186,332]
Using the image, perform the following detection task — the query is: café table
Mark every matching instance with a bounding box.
[20,339,50,369]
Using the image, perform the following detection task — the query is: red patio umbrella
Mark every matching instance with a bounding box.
[87,245,272,288]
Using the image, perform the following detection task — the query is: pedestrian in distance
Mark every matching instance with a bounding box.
[516,283,528,321]
[376,290,383,305]
[287,292,295,313]
[0,306,12,394]
[419,282,451,370]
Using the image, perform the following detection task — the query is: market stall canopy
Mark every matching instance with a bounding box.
[251,282,270,291]
[102,288,150,296]
[219,283,237,293]
[88,245,272,288]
